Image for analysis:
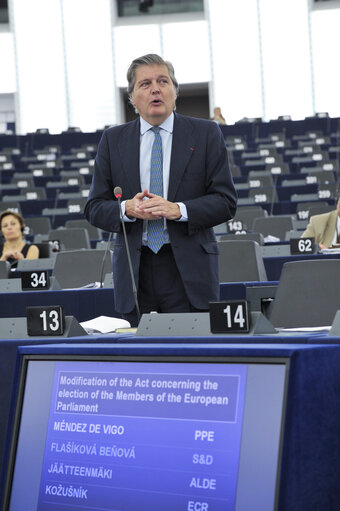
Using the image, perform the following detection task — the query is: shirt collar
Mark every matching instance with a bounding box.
[140,112,174,135]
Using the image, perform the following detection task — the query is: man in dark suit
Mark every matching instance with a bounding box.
[84,53,237,326]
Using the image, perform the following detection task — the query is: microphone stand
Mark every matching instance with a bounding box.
[115,189,141,324]
[99,231,112,288]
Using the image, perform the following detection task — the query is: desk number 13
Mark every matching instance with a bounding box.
[39,310,60,331]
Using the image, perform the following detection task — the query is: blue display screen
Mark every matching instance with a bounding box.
[7,359,287,511]
[38,362,247,511]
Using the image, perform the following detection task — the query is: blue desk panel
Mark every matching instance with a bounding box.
[1,341,339,511]
[0,288,116,322]
[0,283,278,324]
[264,251,340,281]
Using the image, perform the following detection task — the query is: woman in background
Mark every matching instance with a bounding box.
[0,210,39,264]
[212,106,226,125]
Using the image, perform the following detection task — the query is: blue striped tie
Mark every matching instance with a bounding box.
[147,126,165,253]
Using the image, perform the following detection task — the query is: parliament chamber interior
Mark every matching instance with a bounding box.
[0,0,340,508]
[0,115,339,511]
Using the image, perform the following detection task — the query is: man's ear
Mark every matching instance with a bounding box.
[130,93,135,106]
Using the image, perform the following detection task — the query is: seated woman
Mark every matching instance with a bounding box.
[0,210,39,265]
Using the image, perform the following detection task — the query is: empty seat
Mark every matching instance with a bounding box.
[65,219,103,240]
[218,240,267,282]
[269,260,340,328]
[249,187,277,204]
[12,176,34,188]
[21,187,47,200]
[24,217,52,235]
[318,182,337,198]
[266,163,290,175]
[233,206,268,231]
[296,201,328,220]
[16,257,56,272]
[0,261,10,279]
[308,204,335,219]
[52,249,112,288]
[252,215,295,240]
[0,201,22,215]
[48,228,91,250]
[248,174,274,188]
[219,232,265,245]
[67,197,87,210]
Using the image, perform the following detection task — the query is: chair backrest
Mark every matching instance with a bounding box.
[266,163,290,175]
[233,206,268,231]
[48,228,91,250]
[24,217,52,235]
[21,187,47,200]
[219,232,265,245]
[252,215,295,240]
[308,204,334,219]
[16,258,56,272]
[249,187,277,204]
[52,249,112,288]
[269,259,340,328]
[35,242,54,259]
[0,201,22,215]
[65,219,102,240]
[218,240,268,282]
[248,174,274,188]
[0,261,10,279]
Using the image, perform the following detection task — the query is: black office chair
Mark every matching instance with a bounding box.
[35,242,54,259]
[52,249,112,288]
[218,240,268,282]
[252,215,295,240]
[269,259,340,328]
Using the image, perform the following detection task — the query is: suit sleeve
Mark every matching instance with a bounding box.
[183,121,237,234]
[301,219,317,240]
[84,130,122,233]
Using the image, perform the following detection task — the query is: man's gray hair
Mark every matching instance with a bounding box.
[127,53,179,96]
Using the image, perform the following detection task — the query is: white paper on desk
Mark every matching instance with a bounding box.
[320,248,340,254]
[80,316,131,334]
[276,326,331,333]
[264,235,280,243]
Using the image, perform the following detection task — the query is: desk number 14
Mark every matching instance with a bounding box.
[223,305,246,328]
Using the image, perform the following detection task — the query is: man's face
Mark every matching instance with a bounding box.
[130,64,177,125]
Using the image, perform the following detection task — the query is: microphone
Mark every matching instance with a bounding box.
[114,186,141,324]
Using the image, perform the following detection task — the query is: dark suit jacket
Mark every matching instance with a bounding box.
[84,113,237,313]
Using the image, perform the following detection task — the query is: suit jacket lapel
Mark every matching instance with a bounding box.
[167,114,195,201]
[118,119,141,197]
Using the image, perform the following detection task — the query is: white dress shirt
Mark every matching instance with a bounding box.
[121,113,188,243]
